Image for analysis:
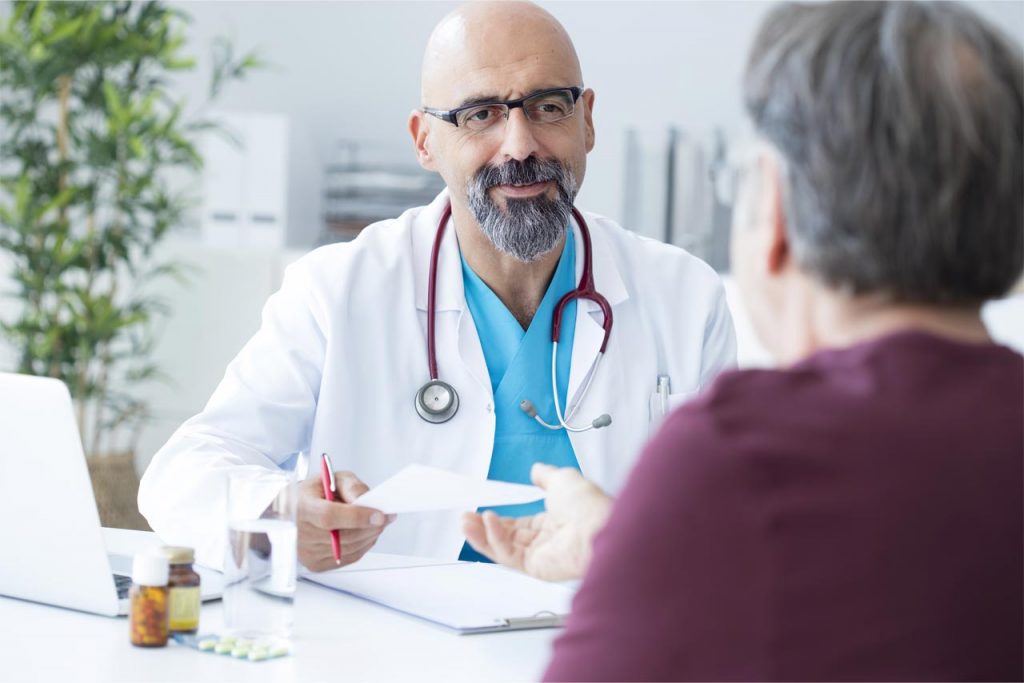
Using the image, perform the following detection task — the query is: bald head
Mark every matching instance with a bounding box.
[421,1,582,106]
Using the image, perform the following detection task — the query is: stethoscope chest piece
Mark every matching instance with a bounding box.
[415,379,459,424]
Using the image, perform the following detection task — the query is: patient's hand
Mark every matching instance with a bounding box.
[297,472,394,572]
[462,464,612,581]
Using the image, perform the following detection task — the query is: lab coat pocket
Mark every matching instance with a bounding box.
[648,389,699,436]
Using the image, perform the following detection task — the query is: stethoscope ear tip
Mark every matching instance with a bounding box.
[519,399,538,418]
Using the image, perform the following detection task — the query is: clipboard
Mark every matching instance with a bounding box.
[303,556,575,634]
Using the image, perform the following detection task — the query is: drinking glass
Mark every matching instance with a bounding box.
[223,466,298,647]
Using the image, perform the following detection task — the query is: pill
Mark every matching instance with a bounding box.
[248,650,268,661]
[197,639,217,651]
[214,642,233,655]
[269,645,290,657]
[231,647,250,658]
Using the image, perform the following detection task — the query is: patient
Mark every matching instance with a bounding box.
[464,1,1024,680]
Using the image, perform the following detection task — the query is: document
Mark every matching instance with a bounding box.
[304,555,575,633]
[353,464,544,514]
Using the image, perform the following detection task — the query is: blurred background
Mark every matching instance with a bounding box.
[0,1,1021,527]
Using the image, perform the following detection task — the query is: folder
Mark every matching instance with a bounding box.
[303,554,575,634]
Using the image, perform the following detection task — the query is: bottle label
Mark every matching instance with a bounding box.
[168,586,201,631]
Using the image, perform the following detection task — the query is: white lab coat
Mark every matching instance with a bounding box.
[139,189,736,569]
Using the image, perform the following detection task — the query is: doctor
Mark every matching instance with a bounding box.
[138,1,735,571]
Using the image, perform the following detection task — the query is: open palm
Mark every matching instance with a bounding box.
[463,464,612,581]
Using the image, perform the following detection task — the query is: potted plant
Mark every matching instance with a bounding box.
[0,1,261,528]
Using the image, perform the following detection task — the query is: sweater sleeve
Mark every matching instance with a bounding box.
[544,390,766,682]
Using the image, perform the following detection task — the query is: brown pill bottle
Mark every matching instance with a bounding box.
[129,553,170,647]
[162,546,201,634]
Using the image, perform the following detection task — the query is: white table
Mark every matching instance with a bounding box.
[1,529,557,682]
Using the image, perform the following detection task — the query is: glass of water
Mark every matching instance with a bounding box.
[223,466,298,648]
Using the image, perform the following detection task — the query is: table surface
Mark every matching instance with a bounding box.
[1,529,557,682]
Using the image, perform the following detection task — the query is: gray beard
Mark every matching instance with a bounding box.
[466,158,578,263]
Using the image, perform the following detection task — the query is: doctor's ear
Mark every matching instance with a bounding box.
[408,110,438,171]
[581,89,595,152]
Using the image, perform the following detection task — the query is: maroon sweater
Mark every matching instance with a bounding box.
[546,331,1023,682]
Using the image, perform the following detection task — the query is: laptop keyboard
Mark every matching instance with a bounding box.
[113,573,132,599]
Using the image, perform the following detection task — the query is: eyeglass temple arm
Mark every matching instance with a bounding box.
[422,108,458,126]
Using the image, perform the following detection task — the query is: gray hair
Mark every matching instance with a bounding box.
[744,1,1023,303]
[467,157,578,263]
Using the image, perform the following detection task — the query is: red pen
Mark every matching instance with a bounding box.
[320,452,342,566]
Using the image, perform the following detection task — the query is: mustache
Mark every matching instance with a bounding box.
[474,157,566,189]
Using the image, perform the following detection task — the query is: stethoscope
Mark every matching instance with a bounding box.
[414,202,613,432]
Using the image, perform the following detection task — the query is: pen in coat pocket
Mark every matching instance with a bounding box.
[657,375,671,418]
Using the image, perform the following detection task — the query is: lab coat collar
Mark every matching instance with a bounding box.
[411,189,630,314]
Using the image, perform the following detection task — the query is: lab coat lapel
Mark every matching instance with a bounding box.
[411,189,491,396]
[565,213,628,415]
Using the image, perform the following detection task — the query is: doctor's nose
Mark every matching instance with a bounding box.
[498,108,541,162]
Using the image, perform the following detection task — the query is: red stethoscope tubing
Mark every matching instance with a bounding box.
[426,203,613,381]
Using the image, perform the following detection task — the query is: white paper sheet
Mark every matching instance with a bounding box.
[353,464,544,514]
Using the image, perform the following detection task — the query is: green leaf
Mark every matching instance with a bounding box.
[28,42,47,62]
[129,136,146,159]
[164,56,195,70]
[102,80,125,127]
[39,186,76,218]
[41,15,83,46]
[12,174,31,218]
[28,1,48,39]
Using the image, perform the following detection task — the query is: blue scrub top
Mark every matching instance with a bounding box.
[458,232,582,563]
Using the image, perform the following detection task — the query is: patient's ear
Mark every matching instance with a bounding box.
[762,153,790,275]
[408,110,437,171]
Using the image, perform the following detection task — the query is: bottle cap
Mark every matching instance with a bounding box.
[161,546,195,565]
[132,552,169,587]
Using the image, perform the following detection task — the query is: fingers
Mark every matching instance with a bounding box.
[462,512,495,560]
[530,463,556,488]
[299,524,386,572]
[480,511,529,570]
[300,524,384,548]
[301,535,376,573]
[463,511,524,568]
[300,482,388,530]
[335,534,379,563]
[530,463,581,489]
[334,470,370,503]
[299,530,382,559]
[307,496,387,529]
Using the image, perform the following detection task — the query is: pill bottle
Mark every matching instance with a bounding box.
[129,553,170,647]
[162,546,201,634]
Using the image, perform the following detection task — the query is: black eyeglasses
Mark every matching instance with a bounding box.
[422,86,584,132]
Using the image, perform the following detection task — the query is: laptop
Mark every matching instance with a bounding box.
[0,372,222,616]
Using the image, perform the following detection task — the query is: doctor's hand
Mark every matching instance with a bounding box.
[462,464,613,582]
[297,472,394,572]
